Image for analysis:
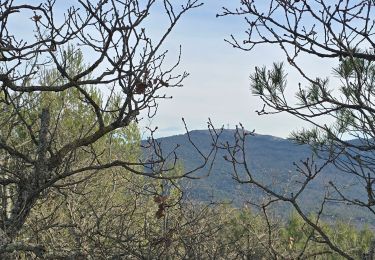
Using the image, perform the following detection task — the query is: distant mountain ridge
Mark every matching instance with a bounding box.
[151,129,373,226]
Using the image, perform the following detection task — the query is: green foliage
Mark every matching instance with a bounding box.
[251,62,286,98]
[279,212,374,259]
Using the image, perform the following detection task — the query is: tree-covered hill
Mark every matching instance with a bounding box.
[154,129,373,227]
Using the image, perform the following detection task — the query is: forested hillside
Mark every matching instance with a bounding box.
[155,130,374,226]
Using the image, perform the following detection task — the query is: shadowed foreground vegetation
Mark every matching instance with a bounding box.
[11,160,375,259]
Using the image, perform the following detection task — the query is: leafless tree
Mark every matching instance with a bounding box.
[219,0,375,259]
[0,0,220,257]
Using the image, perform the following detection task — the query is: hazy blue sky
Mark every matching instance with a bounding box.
[10,0,338,138]
[141,0,338,138]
